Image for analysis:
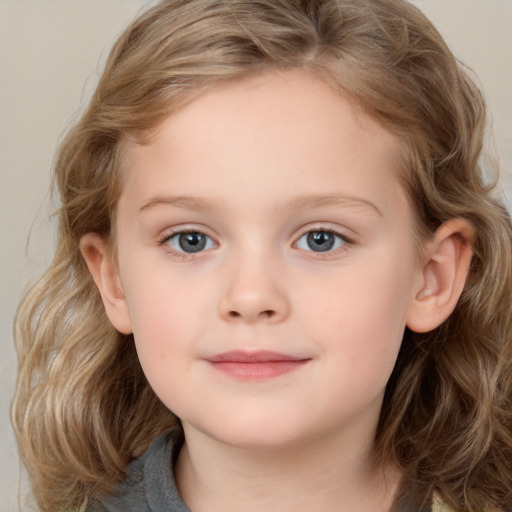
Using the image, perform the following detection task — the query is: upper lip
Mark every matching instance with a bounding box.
[206,350,309,363]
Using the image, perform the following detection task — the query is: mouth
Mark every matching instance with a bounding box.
[205,350,311,380]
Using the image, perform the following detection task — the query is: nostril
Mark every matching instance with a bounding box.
[226,309,276,320]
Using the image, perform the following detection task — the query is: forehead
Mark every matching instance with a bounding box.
[120,70,406,217]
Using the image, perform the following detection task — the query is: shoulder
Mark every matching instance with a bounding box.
[86,429,189,512]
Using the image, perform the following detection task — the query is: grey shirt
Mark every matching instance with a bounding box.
[88,429,431,512]
[88,429,190,512]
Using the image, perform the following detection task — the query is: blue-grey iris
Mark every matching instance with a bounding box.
[178,233,207,253]
[307,231,335,252]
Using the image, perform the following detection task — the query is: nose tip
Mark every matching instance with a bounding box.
[219,276,290,324]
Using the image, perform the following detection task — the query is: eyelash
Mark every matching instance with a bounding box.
[158,227,353,259]
[294,228,352,258]
[158,230,218,259]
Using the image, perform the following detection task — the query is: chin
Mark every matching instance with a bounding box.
[193,416,314,451]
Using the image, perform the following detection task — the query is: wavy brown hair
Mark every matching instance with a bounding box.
[12,0,512,511]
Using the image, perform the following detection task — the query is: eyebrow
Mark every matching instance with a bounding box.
[284,195,383,217]
[138,193,382,217]
[139,195,215,212]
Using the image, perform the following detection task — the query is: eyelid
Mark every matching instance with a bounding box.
[158,223,216,241]
[294,223,354,243]
[292,225,355,256]
[157,225,219,254]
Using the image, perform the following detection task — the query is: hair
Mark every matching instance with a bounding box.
[12,0,512,511]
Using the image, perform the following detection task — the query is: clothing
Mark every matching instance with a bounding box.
[87,428,443,512]
[87,429,190,512]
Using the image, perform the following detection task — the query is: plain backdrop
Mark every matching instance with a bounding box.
[1,1,511,510]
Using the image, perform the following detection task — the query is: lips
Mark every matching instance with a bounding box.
[205,350,310,380]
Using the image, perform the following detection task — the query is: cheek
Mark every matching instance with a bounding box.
[300,258,415,371]
[119,267,209,375]
[124,288,197,407]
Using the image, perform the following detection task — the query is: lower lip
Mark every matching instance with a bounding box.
[207,360,309,380]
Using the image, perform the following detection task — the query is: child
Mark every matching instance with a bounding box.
[11,0,512,511]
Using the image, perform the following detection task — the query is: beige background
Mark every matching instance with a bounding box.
[1,1,511,510]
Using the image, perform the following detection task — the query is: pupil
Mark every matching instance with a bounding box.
[307,231,334,252]
[179,233,206,253]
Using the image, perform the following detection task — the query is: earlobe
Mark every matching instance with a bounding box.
[79,233,133,334]
[406,219,474,333]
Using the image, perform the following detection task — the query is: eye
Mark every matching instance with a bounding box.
[295,230,348,253]
[163,231,216,253]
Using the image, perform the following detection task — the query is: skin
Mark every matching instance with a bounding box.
[81,70,473,512]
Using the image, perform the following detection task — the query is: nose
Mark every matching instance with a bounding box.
[218,252,291,324]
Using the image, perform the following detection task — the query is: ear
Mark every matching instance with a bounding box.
[79,233,133,334]
[406,219,474,333]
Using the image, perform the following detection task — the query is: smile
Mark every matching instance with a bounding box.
[205,350,311,380]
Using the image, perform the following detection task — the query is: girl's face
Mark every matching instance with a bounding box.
[113,71,425,449]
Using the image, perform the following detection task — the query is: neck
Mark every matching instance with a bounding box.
[175,425,400,512]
